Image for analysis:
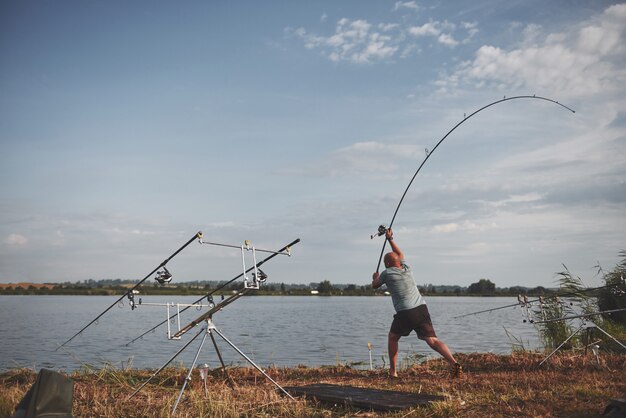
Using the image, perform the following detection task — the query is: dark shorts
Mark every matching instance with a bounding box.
[390,304,437,339]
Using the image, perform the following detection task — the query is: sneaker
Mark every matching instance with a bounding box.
[452,363,463,379]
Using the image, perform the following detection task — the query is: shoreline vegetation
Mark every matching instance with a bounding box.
[1,352,624,417]
[0,278,551,297]
[4,252,623,300]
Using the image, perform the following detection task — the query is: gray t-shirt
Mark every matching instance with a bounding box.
[379,261,425,312]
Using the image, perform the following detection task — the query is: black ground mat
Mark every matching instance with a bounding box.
[284,383,445,411]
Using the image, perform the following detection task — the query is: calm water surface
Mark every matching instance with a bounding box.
[0,295,542,372]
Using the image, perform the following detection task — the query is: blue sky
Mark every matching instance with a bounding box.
[1,1,625,288]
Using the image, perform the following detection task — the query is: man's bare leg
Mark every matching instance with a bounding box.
[423,336,456,365]
[388,332,401,377]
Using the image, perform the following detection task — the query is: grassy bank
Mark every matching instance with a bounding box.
[1,352,624,417]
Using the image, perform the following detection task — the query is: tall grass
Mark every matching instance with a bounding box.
[532,265,583,350]
[533,253,626,353]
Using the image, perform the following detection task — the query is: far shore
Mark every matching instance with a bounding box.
[0,281,553,298]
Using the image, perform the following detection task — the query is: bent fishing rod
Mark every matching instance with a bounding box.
[373,95,575,273]
[56,231,202,350]
[124,237,300,346]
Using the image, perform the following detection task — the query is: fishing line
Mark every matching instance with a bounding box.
[374,95,575,273]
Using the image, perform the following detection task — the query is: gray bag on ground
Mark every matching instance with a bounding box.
[11,369,74,418]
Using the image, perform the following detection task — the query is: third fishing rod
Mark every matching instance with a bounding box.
[452,279,625,319]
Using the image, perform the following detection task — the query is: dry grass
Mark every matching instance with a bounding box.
[1,352,625,417]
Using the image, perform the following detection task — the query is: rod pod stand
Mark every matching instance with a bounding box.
[125,238,300,347]
[538,319,626,366]
[170,317,295,416]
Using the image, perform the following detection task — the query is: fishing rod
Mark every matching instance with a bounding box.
[453,279,625,319]
[530,308,626,324]
[372,95,575,273]
[56,231,202,350]
[124,238,300,346]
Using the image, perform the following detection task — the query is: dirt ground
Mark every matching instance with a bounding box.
[1,352,625,417]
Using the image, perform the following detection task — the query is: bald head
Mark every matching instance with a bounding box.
[384,251,401,268]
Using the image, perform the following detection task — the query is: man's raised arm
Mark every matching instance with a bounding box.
[386,228,404,260]
[372,271,383,289]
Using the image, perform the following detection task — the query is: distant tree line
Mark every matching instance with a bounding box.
[0,277,553,297]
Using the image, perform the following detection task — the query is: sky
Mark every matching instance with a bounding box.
[1,0,625,289]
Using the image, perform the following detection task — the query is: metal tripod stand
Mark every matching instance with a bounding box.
[539,318,626,366]
[171,317,294,414]
[129,315,294,415]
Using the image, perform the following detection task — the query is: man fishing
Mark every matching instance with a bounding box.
[372,228,462,379]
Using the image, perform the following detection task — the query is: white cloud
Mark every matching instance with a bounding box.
[291,18,401,64]
[443,242,491,257]
[408,20,471,47]
[393,1,420,12]
[431,220,497,233]
[439,4,626,97]
[379,23,400,32]
[289,15,479,63]
[485,193,545,208]
[438,33,459,47]
[409,22,441,37]
[521,23,542,45]
[462,21,479,43]
[338,141,422,157]
[4,233,28,247]
[327,141,422,175]
[280,141,425,178]
[129,229,156,235]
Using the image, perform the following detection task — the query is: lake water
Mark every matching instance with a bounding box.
[0,295,543,372]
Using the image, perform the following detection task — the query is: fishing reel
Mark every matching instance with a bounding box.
[611,287,625,296]
[517,294,533,323]
[253,268,268,283]
[611,274,626,295]
[370,225,388,239]
[206,294,215,310]
[127,292,137,310]
[155,266,173,285]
